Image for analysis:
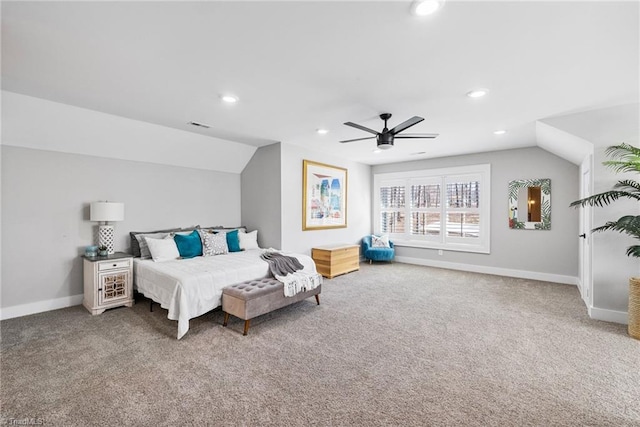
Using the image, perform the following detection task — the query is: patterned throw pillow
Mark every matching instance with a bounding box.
[199,230,228,256]
[371,234,390,248]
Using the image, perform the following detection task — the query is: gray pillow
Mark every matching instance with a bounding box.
[135,232,170,259]
[130,227,183,257]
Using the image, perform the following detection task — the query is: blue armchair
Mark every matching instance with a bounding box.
[362,235,395,264]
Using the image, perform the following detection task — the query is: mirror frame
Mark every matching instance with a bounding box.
[508,178,551,230]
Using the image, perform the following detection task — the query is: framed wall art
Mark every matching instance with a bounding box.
[303,160,348,230]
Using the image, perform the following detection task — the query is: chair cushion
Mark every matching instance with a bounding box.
[364,247,395,261]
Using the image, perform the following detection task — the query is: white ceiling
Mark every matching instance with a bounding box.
[2,1,638,166]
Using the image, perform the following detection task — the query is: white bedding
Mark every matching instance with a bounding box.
[133,249,317,339]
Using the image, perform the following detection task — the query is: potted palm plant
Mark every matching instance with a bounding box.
[570,143,640,339]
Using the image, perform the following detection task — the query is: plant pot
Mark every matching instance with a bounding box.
[629,277,640,340]
[98,249,108,257]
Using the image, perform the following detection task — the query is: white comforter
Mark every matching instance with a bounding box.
[133,249,317,339]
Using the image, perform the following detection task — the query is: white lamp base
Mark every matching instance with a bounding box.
[98,225,115,254]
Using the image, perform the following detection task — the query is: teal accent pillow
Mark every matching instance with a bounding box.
[225,229,241,252]
[174,230,203,258]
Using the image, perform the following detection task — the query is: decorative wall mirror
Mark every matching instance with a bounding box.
[508,178,551,230]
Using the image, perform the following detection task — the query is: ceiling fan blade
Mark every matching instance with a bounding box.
[390,116,425,135]
[344,122,379,135]
[339,136,376,143]
[394,133,439,139]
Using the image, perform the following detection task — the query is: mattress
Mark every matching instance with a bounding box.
[133,249,317,339]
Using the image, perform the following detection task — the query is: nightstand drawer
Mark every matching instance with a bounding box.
[98,259,131,271]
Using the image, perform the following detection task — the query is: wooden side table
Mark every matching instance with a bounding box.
[311,244,360,278]
[82,252,134,315]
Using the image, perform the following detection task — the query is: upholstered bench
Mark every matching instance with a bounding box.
[222,278,321,335]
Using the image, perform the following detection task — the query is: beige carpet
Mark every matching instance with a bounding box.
[1,263,639,426]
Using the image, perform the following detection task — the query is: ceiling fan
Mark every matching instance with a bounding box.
[340,113,438,150]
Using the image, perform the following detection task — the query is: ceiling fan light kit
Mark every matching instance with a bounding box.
[340,113,438,151]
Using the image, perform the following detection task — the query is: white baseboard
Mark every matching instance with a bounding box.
[0,294,84,321]
[588,306,628,325]
[395,256,578,285]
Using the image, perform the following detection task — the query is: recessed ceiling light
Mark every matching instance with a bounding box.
[221,94,239,104]
[466,88,489,98]
[412,0,444,16]
[373,149,382,154]
[494,129,507,135]
[316,128,329,135]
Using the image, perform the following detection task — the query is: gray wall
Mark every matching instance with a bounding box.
[1,146,241,308]
[280,143,372,255]
[372,147,580,277]
[241,143,282,249]
[543,103,639,315]
[592,146,639,312]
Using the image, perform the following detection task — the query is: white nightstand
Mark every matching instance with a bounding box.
[83,252,134,315]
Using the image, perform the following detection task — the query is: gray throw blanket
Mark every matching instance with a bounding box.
[260,250,322,297]
[260,251,304,276]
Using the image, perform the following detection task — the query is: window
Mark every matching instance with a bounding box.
[374,164,490,253]
[379,182,405,233]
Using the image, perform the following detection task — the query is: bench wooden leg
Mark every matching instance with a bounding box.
[315,294,320,305]
[243,319,250,336]
[223,312,229,327]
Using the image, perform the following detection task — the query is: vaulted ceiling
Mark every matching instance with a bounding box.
[2,1,638,165]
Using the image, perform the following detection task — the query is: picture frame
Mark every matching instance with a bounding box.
[508,178,551,230]
[303,160,348,230]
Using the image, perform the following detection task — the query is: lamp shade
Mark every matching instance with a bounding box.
[90,202,124,222]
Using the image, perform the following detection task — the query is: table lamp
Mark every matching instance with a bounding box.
[90,201,124,254]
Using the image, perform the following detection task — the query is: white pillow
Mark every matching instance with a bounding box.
[136,232,169,259]
[238,230,259,250]
[371,234,390,248]
[145,235,180,262]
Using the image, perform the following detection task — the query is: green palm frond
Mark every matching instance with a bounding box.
[591,215,640,239]
[571,144,640,258]
[508,178,551,201]
[569,190,640,208]
[512,221,525,229]
[612,179,640,193]
[627,245,640,257]
[603,143,640,173]
[604,143,640,158]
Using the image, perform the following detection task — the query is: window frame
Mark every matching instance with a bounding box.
[373,164,491,254]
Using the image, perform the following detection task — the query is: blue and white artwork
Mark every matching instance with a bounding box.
[303,160,347,230]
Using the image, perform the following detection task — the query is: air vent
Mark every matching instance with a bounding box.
[188,121,211,129]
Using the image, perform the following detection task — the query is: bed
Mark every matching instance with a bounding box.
[133,248,318,339]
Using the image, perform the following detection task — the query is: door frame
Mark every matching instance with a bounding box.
[579,155,593,307]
